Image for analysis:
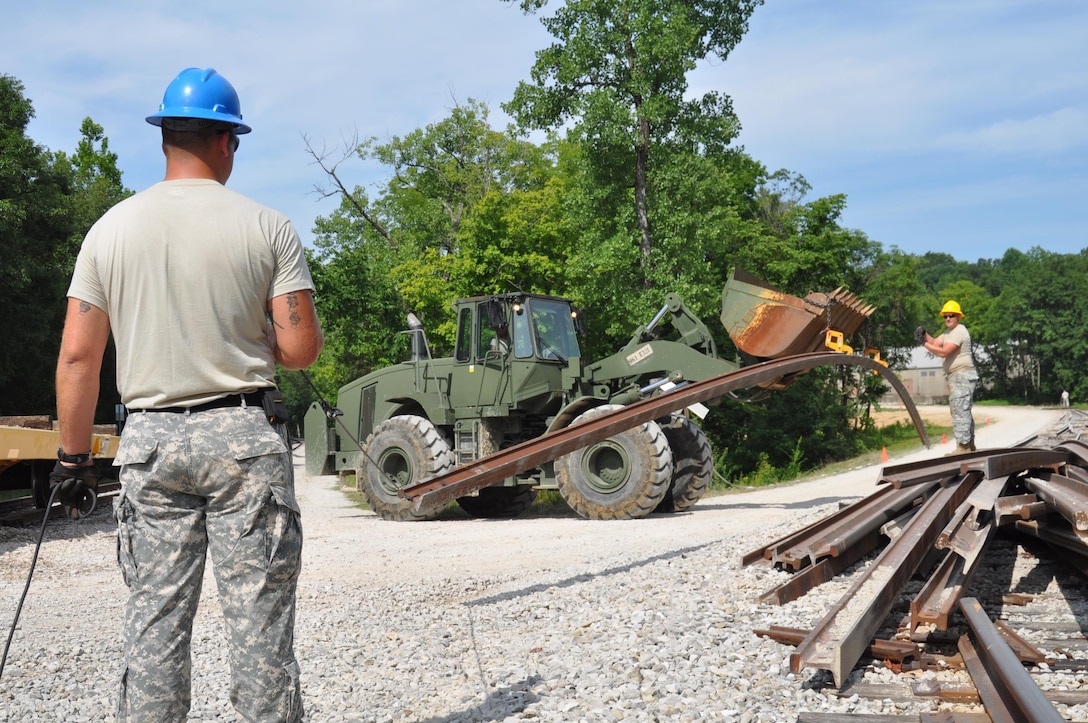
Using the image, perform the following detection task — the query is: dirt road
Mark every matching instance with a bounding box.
[296,404,1061,588]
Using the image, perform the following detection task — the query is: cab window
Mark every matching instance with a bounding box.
[454,306,472,362]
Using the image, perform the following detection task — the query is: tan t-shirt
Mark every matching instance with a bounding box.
[67,179,315,409]
[940,323,975,376]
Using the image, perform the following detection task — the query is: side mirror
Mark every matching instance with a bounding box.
[486,298,507,329]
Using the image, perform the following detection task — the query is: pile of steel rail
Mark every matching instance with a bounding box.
[746,411,1088,721]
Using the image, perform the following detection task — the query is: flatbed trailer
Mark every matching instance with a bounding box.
[1,417,120,509]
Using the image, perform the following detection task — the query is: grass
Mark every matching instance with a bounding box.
[706,418,953,494]
[789,422,949,485]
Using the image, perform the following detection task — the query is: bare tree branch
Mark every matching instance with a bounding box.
[302,131,395,248]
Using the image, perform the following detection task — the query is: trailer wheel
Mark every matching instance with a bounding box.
[556,404,672,520]
[360,415,454,521]
[655,414,713,513]
[456,486,538,519]
[30,460,52,509]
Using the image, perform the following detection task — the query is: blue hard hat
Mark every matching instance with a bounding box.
[146,67,252,134]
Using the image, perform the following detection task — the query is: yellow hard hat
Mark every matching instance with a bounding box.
[940,300,963,317]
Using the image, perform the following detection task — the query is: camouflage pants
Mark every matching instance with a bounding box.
[112,406,303,722]
[947,370,978,446]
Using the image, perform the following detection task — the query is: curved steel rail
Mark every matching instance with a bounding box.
[401,351,928,515]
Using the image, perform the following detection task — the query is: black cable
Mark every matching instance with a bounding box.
[0,483,62,681]
[297,370,388,480]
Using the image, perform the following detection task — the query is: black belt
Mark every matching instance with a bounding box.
[130,390,269,414]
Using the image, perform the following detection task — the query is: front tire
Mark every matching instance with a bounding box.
[555,404,673,520]
[359,415,454,521]
[655,414,713,513]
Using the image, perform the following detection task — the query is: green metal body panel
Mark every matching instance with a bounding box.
[307,291,734,486]
[311,293,598,488]
[304,275,871,493]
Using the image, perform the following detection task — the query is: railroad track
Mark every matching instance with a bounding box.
[754,408,1088,721]
[0,481,119,524]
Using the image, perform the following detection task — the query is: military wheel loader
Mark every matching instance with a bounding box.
[305,268,923,521]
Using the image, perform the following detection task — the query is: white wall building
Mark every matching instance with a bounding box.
[882,347,947,405]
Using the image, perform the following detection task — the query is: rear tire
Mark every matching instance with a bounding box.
[359,415,454,521]
[31,460,52,509]
[655,414,713,513]
[555,404,672,520]
[457,486,538,518]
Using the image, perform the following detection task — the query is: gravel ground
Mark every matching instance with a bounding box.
[1,405,1086,721]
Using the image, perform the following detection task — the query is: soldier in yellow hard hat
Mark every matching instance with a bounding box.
[914,301,977,453]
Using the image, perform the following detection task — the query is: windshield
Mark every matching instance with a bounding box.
[513,298,580,361]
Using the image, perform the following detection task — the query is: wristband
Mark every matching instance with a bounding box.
[57,448,92,464]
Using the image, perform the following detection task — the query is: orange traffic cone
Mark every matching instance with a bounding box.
[881,447,888,463]
[941,433,947,444]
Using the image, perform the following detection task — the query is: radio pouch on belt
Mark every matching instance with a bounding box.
[262,388,290,425]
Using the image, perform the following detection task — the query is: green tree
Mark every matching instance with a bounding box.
[306,100,571,395]
[860,249,928,362]
[0,77,131,418]
[984,248,1088,404]
[504,0,763,284]
[726,176,880,297]
[0,75,77,414]
[65,117,129,245]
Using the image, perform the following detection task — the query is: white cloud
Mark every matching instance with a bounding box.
[936,107,1088,155]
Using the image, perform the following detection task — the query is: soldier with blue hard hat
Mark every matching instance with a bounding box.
[54,67,323,721]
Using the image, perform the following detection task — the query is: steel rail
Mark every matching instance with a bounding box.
[401,351,929,514]
[1014,518,1088,558]
[1023,470,1088,540]
[790,471,979,687]
[958,449,1068,481]
[910,473,1012,634]
[878,449,1019,489]
[993,493,1048,526]
[756,526,886,606]
[911,520,991,633]
[1055,438,1088,468]
[758,481,938,571]
[958,597,1065,722]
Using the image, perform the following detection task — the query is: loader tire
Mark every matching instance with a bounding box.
[556,404,672,520]
[457,486,538,519]
[655,414,713,513]
[359,415,454,521]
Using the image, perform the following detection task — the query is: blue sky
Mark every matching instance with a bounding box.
[4,1,1086,263]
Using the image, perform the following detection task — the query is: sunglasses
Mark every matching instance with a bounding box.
[219,128,240,152]
[943,314,957,319]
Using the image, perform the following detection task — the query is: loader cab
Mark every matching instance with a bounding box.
[454,294,582,364]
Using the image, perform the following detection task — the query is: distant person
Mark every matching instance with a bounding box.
[915,301,977,454]
[52,67,323,721]
[1062,389,1071,408]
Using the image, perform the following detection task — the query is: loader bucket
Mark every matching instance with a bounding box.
[720,268,875,360]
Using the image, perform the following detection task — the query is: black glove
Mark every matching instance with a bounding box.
[914,326,927,345]
[49,462,102,515]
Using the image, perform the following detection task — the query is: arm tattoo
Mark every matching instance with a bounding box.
[286,292,302,328]
[78,300,93,315]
